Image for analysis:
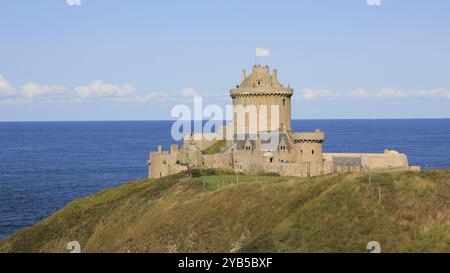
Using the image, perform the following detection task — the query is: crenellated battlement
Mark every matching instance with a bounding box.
[148,144,187,178]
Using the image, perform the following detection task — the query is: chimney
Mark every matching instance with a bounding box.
[242,69,246,82]
[272,69,278,82]
[157,145,162,153]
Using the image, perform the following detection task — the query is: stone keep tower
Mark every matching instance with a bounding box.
[230,65,294,134]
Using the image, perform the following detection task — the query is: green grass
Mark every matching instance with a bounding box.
[1,169,449,253]
[199,174,286,190]
[201,140,227,155]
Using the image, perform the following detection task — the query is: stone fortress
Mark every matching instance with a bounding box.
[148,65,420,179]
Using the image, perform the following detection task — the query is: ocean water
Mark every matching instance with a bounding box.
[0,119,449,240]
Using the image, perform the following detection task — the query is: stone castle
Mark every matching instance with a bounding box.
[148,65,420,179]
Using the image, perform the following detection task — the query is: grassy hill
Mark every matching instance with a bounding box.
[1,169,449,253]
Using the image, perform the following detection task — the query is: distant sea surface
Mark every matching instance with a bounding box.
[0,119,449,240]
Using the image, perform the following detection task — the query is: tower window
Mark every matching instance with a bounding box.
[312,150,315,155]
[283,99,286,106]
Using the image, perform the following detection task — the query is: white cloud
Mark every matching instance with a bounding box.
[415,88,450,100]
[0,75,16,97]
[301,89,337,100]
[374,88,450,100]
[181,87,200,98]
[21,82,66,99]
[141,92,172,101]
[113,92,172,103]
[347,88,369,98]
[376,88,406,98]
[118,87,201,103]
[75,81,135,99]
[298,87,450,101]
[367,0,381,6]
[3,72,450,107]
[127,88,200,103]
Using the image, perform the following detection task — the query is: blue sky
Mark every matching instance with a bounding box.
[0,0,450,121]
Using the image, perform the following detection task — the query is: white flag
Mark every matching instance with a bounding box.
[256,48,271,57]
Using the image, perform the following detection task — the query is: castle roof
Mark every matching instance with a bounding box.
[240,65,284,88]
[230,65,293,98]
[234,132,293,151]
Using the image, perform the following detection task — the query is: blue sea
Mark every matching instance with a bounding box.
[0,119,449,240]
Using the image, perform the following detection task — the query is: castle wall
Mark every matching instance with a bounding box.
[202,153,234,170]
[232,148,329,177]
[233,149,265,174]
[236,161,332,177]
[364,152,409,171]
[277,146,296,163]
[323,150,411,173]
[149,146,187,179]
[279,161,333,177]
[293,142,323,163]
[149,144,415,179]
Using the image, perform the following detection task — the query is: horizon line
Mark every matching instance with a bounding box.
[0,118,449,123]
